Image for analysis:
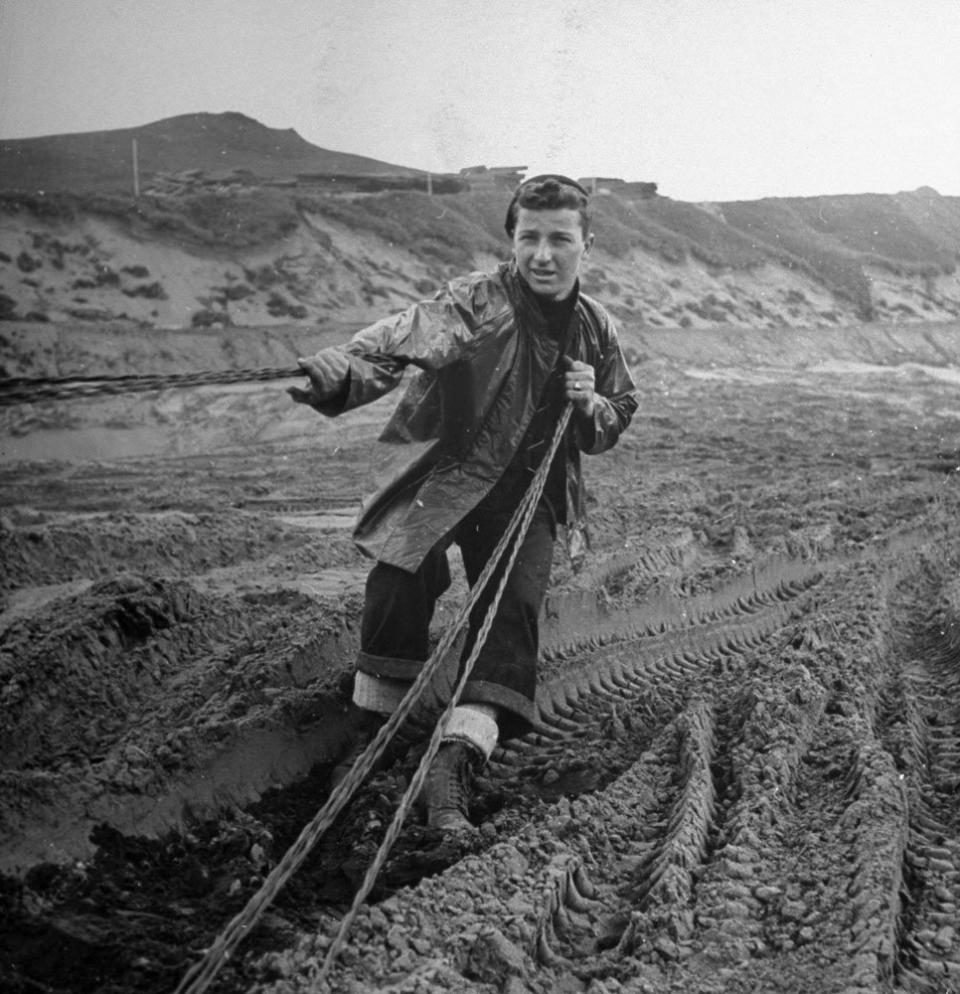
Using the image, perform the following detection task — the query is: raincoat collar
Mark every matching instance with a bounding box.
[504,260,582,340]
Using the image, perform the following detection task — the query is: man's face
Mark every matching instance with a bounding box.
[512,207,593,301]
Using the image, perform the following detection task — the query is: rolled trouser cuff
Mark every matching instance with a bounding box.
[353,672,411,714]
[443,704,499,760]
[356,650,425,682]
[462,679,537,742]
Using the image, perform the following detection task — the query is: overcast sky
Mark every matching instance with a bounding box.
[1,0,958,202]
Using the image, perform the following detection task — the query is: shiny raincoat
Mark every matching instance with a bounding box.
[301,261,638,572]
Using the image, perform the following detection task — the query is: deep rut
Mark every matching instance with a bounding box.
[884,566,960,991]
[241,530,960,994]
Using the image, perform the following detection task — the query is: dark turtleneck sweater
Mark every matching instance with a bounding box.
[476,288,578,523]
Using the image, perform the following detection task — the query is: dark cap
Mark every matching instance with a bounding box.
[504,174,591,236]
[520,174,590,196]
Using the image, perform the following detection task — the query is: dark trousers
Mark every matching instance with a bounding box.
[357,501,556,740]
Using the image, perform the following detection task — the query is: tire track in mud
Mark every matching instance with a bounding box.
[0,539,818,876]
[244,532,960,994]
[883,566,960,991]
[4,523,959,994]
[492,560,821,801]
[535,697,719,971]
[244,571,820,990]
[0,573,364,874]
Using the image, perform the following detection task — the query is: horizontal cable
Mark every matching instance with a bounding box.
[0,366,303,406]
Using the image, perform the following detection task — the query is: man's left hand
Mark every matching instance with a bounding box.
[563,356,596,417]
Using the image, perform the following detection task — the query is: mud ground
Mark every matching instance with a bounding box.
[2,322,960,994]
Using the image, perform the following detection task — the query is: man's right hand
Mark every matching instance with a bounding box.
[562,354,596,418]
[287,351,345,407]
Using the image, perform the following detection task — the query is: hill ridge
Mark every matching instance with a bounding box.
[0,111,421,194]
[0,113,958,332]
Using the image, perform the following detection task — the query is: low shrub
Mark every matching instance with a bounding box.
[16,252,40,273]
[191,308,229,327]
[217,282,255,301]
[122,282,168,300]
[266,292,307,319]
[244,263,284,289]
[94,265,120,287]
[0,292,18,319]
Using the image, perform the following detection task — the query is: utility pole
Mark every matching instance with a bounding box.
[426,171,433,196]
[132,138,140,198]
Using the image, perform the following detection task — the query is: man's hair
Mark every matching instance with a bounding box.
[504,174,591,238]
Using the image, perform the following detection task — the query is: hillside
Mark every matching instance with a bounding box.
[0,113,959,336]
[0,112,420,194]
[2,184,959,337]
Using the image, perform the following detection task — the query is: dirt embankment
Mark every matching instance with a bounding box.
[3,184,960,335]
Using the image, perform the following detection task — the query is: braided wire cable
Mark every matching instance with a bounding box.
[0,367,303,407]
[316,403,573,982]
[172,404,573,994]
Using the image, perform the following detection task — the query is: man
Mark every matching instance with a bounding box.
[289,175,637,831]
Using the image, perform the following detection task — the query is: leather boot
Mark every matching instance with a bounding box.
[421,740,482,832]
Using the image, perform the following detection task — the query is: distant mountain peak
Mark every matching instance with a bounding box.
[0,111,420,194]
